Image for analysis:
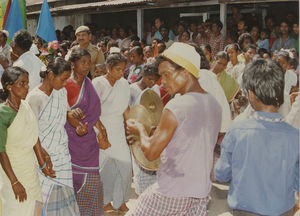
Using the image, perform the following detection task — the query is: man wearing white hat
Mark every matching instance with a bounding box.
[126,42,222,215]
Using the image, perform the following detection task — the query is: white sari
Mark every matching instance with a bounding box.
[92,76,132,209]
[0,100,42,216]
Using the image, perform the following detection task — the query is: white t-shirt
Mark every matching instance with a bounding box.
[13,51,46,91]
[198,69,232,132]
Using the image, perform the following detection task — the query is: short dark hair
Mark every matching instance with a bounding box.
[213,19,223,30]
[143,63,160,77]
[12,30,33,52]
[159,24,169,32]
[0,31,7,41]
[69,47,91,63]
[242,59,284,107]
[41,57,71,78]
[215,51,229,62]
[130,46,144,58]
[105,52,127,68]
[261,28,270,37]
[0,67,29,101]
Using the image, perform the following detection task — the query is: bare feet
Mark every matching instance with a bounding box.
[119,203,129,212]
[104,203,114,212]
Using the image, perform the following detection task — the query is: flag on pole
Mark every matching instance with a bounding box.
[2,0,12,29]
[36,0,57,42]
[4,0,24,40]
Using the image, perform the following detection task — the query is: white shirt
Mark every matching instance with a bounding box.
[13,51,46,91]
[198,69,232,132]
[285,70,297,95]
[285,94,300,129]
[129,83,161,107]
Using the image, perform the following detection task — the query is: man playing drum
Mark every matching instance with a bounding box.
[126,42,222,216]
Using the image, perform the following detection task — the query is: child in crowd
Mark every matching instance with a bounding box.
[129,62,161,107]
[157,42,166,54]
[215,58,299,216]
[258,48,270,59]
[127,46,145,84]
[143,46,155,63]
[258,28,270,52]
[237,33,254,62]
[94,63,107,78]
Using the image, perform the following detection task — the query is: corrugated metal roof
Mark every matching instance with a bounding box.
[27,0,61,6]
[27,0,155,15]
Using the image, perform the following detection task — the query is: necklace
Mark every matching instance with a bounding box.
[251,113,283,122]
[6,99,19,112]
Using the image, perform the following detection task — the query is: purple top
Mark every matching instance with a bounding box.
[65,77,101,169]
[157,92,221,198]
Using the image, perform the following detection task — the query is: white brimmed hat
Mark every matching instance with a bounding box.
[162,42,200,78]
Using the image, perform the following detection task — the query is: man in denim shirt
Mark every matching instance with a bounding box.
[215,58,299,216]
[271,20,297,53]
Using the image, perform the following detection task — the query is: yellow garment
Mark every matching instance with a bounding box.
[0,100,42,216]
[217,71,240,103]
[237,53,245,63]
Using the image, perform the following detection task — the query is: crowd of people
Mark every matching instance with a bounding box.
[0,6,299,216]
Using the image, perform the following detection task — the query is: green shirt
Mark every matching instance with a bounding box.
[0,104,17,152]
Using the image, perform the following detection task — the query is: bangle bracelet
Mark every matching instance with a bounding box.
[40,161,47,170]
[12,180,19,186]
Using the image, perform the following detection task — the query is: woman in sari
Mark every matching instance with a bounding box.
[0,66,54,216]
[26,57,81,215]
[92,53,132,213]
[64,47,110,215]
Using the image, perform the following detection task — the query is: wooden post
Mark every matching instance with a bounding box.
[220,3,227,37]
[137,9,144,40]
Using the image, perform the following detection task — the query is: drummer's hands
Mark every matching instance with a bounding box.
[76,122,88,136]
[126,119,143,135]
[126,119,143,145]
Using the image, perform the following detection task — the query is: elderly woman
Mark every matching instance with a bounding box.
[0,67,54,216]
[64,47,110,215]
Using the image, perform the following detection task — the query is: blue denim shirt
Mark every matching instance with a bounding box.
[215,111,299,215]
[271,35,297,52]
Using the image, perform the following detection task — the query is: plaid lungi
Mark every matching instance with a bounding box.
[132,157,157,195]
[43,185,80,216]
[75,173,104,216]
[126,184,209,216]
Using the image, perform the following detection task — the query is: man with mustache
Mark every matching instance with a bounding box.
[67,26,105,79]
